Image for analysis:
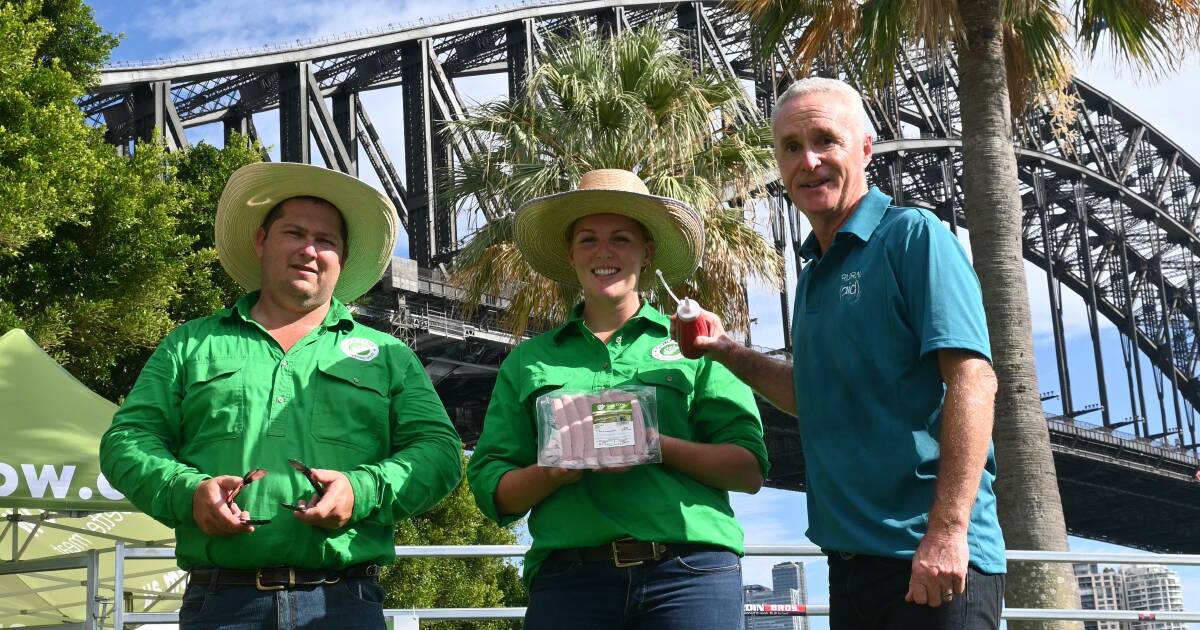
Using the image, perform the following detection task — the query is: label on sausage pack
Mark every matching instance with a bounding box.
[591,401,635,448]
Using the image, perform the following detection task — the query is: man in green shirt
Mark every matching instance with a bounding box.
[100,162,462,629]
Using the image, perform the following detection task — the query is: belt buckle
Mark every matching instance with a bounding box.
[255,568,293,591]
[610,540,664,568]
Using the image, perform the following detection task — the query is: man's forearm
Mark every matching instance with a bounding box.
[928,354,997,534]
[713,343,797,416]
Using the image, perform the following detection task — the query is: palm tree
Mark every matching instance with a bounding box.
[443,24,783,339]
[735,1,1199,626]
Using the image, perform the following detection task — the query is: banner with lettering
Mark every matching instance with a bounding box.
[0,329,179,627]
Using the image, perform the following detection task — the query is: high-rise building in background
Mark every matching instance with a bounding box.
[1073,563,1187,630]
[1074,563,1125,630]
[745,562,808,630]
[1122,565,1186,630]
[772,562,806,597]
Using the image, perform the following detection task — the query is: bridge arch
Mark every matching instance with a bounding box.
[79,0,1200,550]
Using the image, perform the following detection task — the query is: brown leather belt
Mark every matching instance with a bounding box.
[547,539,726,568]
[189,563,381,591]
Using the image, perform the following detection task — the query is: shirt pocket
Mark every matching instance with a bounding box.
[310,355,390,457]
[517,365,568,407]
[181,358,246,447]
[634,367,695,439]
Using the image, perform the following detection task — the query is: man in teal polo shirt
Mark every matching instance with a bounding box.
[697,77,1005,629]
[100,163,461,629]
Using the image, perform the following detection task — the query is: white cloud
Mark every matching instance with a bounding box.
[133,0,497,59]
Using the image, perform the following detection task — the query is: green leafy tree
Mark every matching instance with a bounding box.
[167,135,265,323]
[0,139,189,399]
[0,136,260,401]
[445,25,783,336]
[0,0,113,256]
[383,453,525,629]
[735,1,1199,625]
[31,0,119,84]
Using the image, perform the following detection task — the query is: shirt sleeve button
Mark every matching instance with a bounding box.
[276,396,285,404]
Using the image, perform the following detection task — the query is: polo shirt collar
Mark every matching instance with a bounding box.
[798,187,892,261]
[228,291,355,331]
[552,299,668,341]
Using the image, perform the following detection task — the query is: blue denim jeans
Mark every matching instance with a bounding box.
[827,552,1004,630]
[179,576,386,630]
[523,548,745,630]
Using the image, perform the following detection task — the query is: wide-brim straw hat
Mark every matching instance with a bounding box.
[215,162,397,303]
[513,169,704,289]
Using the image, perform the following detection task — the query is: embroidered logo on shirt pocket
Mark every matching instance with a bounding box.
[311,355,390,455]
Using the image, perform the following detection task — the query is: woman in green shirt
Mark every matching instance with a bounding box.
[467,169,771,629]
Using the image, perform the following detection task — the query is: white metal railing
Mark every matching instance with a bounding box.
[97,543,1200,627]
[0,549,101,628]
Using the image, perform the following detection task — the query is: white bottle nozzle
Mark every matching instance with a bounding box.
[676,298,701,321]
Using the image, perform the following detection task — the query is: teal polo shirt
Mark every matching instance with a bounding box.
[790,187,1006,574]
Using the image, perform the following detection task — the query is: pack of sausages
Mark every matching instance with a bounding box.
[535,387,661,469]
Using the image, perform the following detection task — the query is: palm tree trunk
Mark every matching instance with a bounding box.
[956,0,1081,627]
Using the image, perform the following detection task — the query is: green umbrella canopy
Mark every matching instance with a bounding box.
[0,329,179,626]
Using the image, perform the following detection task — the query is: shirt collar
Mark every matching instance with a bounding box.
[798,187,892,261]
[228,291,355,331]
[552,300,669,341]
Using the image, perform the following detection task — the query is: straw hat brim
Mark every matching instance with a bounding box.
[215,162,397,303]
[514,189,704,289]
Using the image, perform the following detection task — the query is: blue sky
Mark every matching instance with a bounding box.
[83,1,1200,626]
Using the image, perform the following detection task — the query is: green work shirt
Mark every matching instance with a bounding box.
[100,292,462,570]
[467,302,770,588]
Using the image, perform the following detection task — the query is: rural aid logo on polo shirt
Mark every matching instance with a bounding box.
[340,337,380,362]
[839,271,862,305]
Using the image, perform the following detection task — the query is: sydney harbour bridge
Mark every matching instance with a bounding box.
[80,1,1200,553]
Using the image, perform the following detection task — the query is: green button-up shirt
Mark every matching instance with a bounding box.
[100,292,462,570]
[467,302,769,587]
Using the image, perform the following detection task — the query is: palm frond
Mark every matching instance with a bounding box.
[446,24,785,337]
[1072,0,1200,77]
[1005,0,1073,116]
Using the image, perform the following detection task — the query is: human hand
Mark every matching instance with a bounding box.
[673,309,738,362]
[542,466,583,485]
[193,476,257,535]
[905,529,969,607]
[291,469,355,529]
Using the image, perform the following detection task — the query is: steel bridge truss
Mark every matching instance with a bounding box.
[80,2,1200,549]
[84,1,1200,454]
[857,50,1200,454]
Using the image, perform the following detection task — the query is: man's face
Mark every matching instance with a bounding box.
[254,198,345,308]
[773,92,873,225]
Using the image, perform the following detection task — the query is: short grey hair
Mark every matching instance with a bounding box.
[771,77,869,136]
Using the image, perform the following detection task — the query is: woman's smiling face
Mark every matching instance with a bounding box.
[567,213,654,303]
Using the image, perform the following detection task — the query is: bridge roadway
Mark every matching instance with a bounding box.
[356,261,1200,554]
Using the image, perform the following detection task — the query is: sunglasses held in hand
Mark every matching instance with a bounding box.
[227,468,272,525]
[224,459,326,523]
[281,458,325,512]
